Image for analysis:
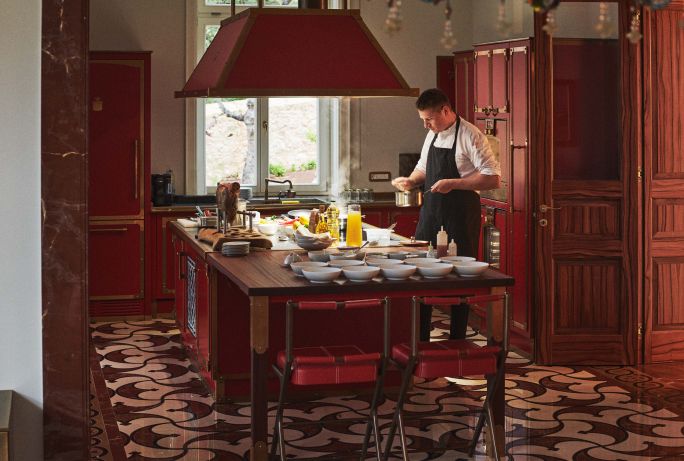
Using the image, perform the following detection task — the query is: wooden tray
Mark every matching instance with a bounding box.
[198,227,273,251]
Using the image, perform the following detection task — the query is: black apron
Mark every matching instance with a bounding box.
[416,117,482,341]
[415,117,481,257]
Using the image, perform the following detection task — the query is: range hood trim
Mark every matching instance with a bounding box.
[176,8,419,99]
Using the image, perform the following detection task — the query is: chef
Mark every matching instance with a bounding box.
[392,88,501,341]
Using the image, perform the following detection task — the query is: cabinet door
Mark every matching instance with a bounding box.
[153,213,194,301]
[436,55,456,110]
[173,237,186,330]
[390,211,420,239]
[196,261,210,372]
[474,50,491,113]
[89,60,144,218]
[89,222,144,299]
[363,210,386,229]
[454,51,475,123]
[491,48,509,113]
[510,45,529,213]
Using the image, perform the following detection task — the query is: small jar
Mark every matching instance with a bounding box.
[367,188,374,202]
[350,188,360,203]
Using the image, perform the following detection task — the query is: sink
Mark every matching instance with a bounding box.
[247,197,328,205]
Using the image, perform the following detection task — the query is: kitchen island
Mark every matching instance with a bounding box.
[169,221,514,460]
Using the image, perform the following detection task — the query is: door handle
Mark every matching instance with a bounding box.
[133,140,139,200]
[90,227,128,232]
[539,204,561,213]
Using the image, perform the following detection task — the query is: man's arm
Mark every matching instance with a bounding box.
[430,172,500,193]
[391,170,426,191]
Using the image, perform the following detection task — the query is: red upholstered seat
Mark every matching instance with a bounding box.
[277,345,381,386]
[392,340,500,378]
[271,298,390,460]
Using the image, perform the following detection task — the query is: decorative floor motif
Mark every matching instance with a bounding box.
[91,318,684,460]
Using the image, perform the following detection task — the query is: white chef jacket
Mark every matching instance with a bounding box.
[413,118,501,180]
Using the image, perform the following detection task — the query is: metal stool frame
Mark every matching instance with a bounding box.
[271,297,391,461]
[383,293,509,461]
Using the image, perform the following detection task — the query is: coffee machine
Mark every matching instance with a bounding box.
[151,173,173,206]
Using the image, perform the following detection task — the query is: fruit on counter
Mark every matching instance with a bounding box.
[298,214,309,226]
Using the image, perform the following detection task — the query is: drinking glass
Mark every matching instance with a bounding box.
[346,204,363,247]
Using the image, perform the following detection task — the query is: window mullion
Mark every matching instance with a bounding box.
[255,98,268,195]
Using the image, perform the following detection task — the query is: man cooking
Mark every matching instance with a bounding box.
[392,88,501,341]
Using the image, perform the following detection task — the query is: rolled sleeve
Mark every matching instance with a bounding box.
[469,129,501,177]
[413,132,433,175]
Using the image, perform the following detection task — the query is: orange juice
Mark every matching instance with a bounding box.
[346,211,363,247]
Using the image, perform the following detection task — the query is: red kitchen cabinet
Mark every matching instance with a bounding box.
[389,210,420,240]
[173,235,186,330]
[151,211,194,315]
[453,50,475,123]
[363,210,386,229]
[88,222,144,316]
[436,55,456,110]
[89,52,150,219]
[88,51,151,318]
[474,45,508,116]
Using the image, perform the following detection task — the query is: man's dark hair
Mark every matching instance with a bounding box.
[416,88,451,111]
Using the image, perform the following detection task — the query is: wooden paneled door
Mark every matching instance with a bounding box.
[533,4,640,365]
[643,1,684,363]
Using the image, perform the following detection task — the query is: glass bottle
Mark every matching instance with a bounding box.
[326,201,340,244]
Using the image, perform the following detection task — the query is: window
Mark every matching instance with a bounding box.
[192,0,338,195]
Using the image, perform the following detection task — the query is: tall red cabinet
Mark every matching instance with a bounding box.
[447,40,534,351]
[88,51,151,317]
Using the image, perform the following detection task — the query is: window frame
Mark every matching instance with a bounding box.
[190,1,335,196]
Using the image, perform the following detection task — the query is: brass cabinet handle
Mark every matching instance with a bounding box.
[90,227,128,232]
[133,139,139,200]
[539,204,562,213]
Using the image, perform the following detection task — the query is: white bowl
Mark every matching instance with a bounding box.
[329,259,365,268]
[342,265,381,282]
[440,256,477,263]
[417,263,454,279]
[301,266,342,283]
[367,258,403,267]
[257,222,278,235]
[407,257,442,266]
[329,252,364,261]
[308,251,331,262]
[295,237,332,251]
[381,264,417,280]
[453,261,490,277]
[291,261,328,276]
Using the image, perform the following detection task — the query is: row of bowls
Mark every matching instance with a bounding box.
[291,256,489,283]
[307,249,430,263]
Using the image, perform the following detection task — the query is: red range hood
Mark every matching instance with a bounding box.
[176,8,419,98]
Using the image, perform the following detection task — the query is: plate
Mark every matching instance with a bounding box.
[399,240,429,247]
[287,209,313,219]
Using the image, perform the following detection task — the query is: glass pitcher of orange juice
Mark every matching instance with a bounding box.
[346,204,363,247]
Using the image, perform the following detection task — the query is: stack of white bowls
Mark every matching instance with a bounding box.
[222,241,250,256]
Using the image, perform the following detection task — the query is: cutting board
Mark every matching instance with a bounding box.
[198,227,273,251]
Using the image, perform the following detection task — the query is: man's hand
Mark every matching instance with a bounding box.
[430,178,457,194]
[392,176,415,191]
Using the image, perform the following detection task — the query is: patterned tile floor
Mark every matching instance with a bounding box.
[90,316,684,460]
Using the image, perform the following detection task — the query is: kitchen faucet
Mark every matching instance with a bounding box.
[264,178,295,203]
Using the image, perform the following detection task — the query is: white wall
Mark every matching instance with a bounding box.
[0,0,43,459]
[472,0,534,45]
[90,0,187,191]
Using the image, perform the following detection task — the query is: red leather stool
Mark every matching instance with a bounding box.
[384,294,509,461]
[271,298,391,461]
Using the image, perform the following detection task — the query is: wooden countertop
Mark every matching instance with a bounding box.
[207,250,514,297]
[169,222,215,260]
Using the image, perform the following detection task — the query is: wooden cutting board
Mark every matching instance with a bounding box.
[198,227,273,251]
